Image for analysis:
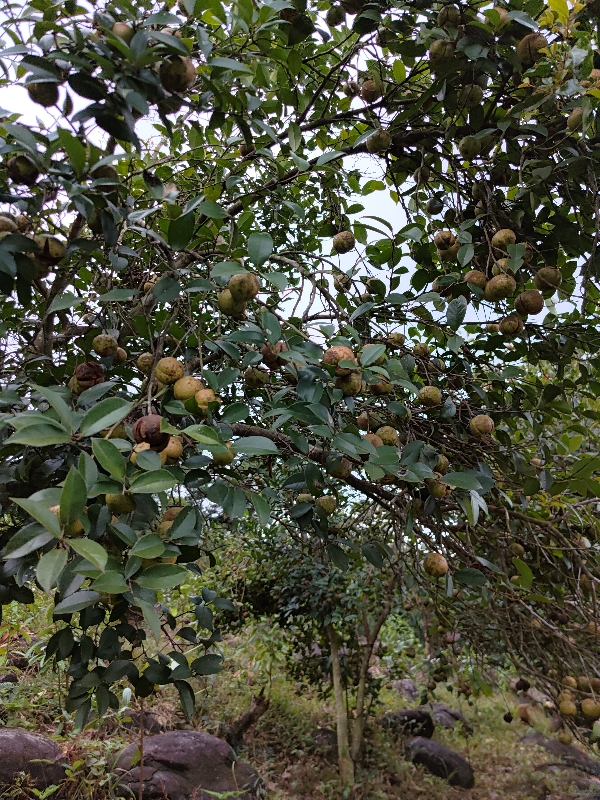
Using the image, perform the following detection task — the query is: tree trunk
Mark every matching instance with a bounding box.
[326,623,355,788]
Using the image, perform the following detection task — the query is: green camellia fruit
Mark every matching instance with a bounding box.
[423,552,449,577]
[469,414,494,437]
[418,386,442,407]
[333,230,356,254]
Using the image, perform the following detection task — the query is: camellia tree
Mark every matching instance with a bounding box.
[4,0,600,787]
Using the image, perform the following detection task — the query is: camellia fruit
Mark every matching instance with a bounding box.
[332,230,355,254]
[423,552,449,577]
[498,314,524,337]
[375,426,399,446]
[132,414,170,452]
[437,4,460,26]
[213,442,235,466]
[7,155,39,185]
[335,372,362,396]
[464,270,487,289]
[458,84,483,110]
[428,39,454,64]
[484,273,516,302]
[533,267,562,293]
[515,290,544,316]
[155,357,185,385]
[33,235,66,266]
[159,56,196,93]
[516,32,548,68]
[74,362,104,389]
[195,388,220,415]
[418,386,442,407]
[323,345,357,375]
[360,79,381,102]
[130,442,168,466]
[92,334,119,357]
[364,432,384,449]
[366,129,391,153]
[26,82,59,107]
[112,21,134,43]
[433,230,456,250]
[137,352,155,374]
[491,228,517,250]
[218,289,246,317]
[387,332,405,348]
[581,698,600,719]
[371,377,393,395]
[113,347,127,365]
[173,376,203,401]
[228,272,260,302]
[469,414,494,437]
[315,496,337,515]
[244,367,270,389]
[165,435,183,462]
[106,492,136,514]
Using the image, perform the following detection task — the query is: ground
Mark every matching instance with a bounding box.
[1,605,599,799]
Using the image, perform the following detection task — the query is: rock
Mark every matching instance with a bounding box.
[521,732,600,776]
[120,710,164,734]
[114,730,265,800]
[392,678,419,700]
[309,727,337,762]
[405,737,475,788]
[381,709,434,739]
[0,729,66,789]
[428,703,473,734]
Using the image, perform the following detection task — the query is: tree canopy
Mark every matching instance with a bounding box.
[2,0,600,781]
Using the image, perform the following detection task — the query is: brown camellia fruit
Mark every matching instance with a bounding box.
[435,453,450,474]
[433,230,456,250]
[464,270,487,289]
[413,342,430,358]
[228,272,260,302]
[428,39,454,64]
[315,496,337,515]
[335,371,362,396]
[515,290,544,316]
[360,79,382,102]
[137,352,155,374]
[132,414,170,452]
[423,552,449,578]
[112,21,134,43]
[364,432,384,450]
[332,230,355,254]
[327,457,352,480]
[376,426,399,446]
[366,129,391,154]
[261,341,288,369]
[218,289,246,317]
[244,367,270,389]
[91,163,120,183]
[418,385,442,407]
[163,506,184,521]
[499,314,524,337]
[323,345,357,375]
[75,362,104,389]
[387,332,405,348]
[469,414,494,437]
[213,442,235,467]
[92,334,119,357]
[105,492,136,514]
[534,267,562,293]
[155,357,184,385]
[33,235,66,266]
[239,141,255,157]
[491,228,517,250]
[484,273,517,302]
[173,376,203,401]
[7,155,40,185]
[159,56,196,93]
[516,32,548,69]
[27,82,59,107]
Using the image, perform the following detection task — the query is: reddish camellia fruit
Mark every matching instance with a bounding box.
[74,362,105,389]
[132,414,170,452]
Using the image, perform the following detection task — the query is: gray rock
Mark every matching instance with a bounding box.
[405,736,475,788]
[521,732,600,776]
[381,709,434,739]
[114,730,265,800]
[0,729,66,790]
[392,678,418,700]
[428,703,473,734]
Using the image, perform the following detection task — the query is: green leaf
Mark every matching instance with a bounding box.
[79,398,132,438]
[454,568,488,587]
[54,590,100,615]
[56,128,87,174]
[360,344,386,366]
[135,563,188,589]
[446,296,467,331]
[60,467,87,525]
[327,543,349,571]
[168,212,195,251]
[191,653,223,675]
[194,201,229,218]
[6,424,71,447]
[37,548,68,593]
[513,557,533,589]
[90,571,129,594]
[31,384,75,431]
[69,539,108,572]
[288,121,302,152]
[251,493,270,525]
[361,543,384,568]
[98,288,138,302]
[138,599,162,641]
[262,311,281,345]
[130,534,166,559]
[49,292,84,313]
[392,60,406,82]
[129,470,178,494]
[247,232,273,266]
[210,57,251,73]
[443,472,482,491]
[175,679,195,720]
[92,438,126,481]
[221,402,249,423]
[11,497,61,538]
[232,436,279,455]
[4,525,54,559]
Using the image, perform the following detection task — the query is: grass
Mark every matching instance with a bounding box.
[0,603,599,799]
